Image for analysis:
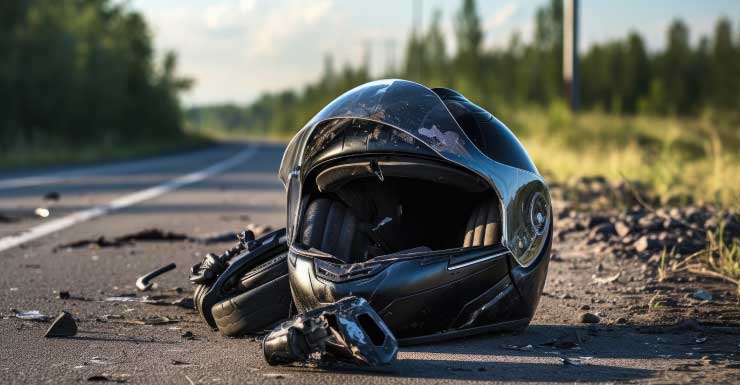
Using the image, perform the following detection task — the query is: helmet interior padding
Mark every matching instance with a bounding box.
[299,169,501,264]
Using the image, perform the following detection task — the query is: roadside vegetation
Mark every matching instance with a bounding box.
[0,1,194,169]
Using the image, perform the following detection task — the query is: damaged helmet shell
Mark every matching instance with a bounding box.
[280,79,552,344]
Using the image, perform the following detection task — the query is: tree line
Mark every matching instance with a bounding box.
[0,0,191,150]
[188,0,740,136]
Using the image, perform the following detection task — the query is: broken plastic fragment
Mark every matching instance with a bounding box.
[15,310,50,321]
[45,311,77,337]
[34,207,50,218]
[136,262,176,291]
[262,297,397,367]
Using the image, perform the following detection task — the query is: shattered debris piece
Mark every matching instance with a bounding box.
[503,344,533,351]
[136,262,177,291]
[592,271,621,285]
[45,311,78,338]
[262,297,397,367]
[123,315,179,325]
[34,207,50,218]
[58,291,71,299]
[181,331,195,340]
[171,297,194,309]
[559,357,586,366]
[15,310,50,322]
[43,191,60,201]
[104,295,192,308]
[86,373,128,383]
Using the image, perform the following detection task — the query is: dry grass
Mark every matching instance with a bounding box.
[505,103,740,207]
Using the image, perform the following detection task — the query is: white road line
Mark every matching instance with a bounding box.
[0,145,231,190]
[0,145,259,253]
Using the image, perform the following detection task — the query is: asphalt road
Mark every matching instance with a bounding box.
[1,142,737,385]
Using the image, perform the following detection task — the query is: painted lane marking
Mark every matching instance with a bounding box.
[0,145,233,191]
[0,146,258,253]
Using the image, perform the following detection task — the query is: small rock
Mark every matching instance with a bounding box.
[579,312,600,324]
[688,290,712,301]
[181,331,195,340]
[615,317,627,324]
[634,235,659,252]
[578,304,590,311]
[588,223,616,242]
[45,311,77,338]
[587,215,609,228]
[614,221,630,237]
[58,291,70,300]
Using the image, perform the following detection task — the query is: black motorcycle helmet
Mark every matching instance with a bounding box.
[278,79,552,344]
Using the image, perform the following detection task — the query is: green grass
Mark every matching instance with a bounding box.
[0,133,214,170]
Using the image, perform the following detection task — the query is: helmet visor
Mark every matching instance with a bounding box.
[279,79,549,266]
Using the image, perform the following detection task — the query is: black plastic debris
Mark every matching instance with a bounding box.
[262,297,397,367]
[56,226,272,251]
[136,263,177,291]
[86,374,128,383]
[45,311,77,338]
[58,291,71,299]
[43,191,61,201]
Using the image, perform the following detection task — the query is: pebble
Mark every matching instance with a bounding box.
[579,312,600,324]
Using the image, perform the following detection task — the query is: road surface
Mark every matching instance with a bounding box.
[0,142,737,384]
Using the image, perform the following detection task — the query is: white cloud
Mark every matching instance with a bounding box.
[204,0,257,31]
[249,0,334,55]
[485,2,519,30]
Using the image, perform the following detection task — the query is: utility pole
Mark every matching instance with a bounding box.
[563,0,579,111]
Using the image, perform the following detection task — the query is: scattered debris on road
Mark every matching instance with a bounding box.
[559,357,586,366]
[34,207,50,218]
[43,191,60,201]
[57,290,71,299]
[181,331,196,340]
[15,310,50,322]
[55,226,273,251]
[44,311,77,338]
[135,262,177,291]
[103,294,193,308]
[86,373,129,383]
[592,271,622,284]
[121,315,180,326]
[263,297,398,367]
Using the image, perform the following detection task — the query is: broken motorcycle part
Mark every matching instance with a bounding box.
[191,228,292,336]
[45,311,77,337]
[136,263,176,291]
[262,297,397,367]
[278,80,552,343]
[15,310,50,322]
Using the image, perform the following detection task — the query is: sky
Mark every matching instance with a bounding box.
[128,0,740,106]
